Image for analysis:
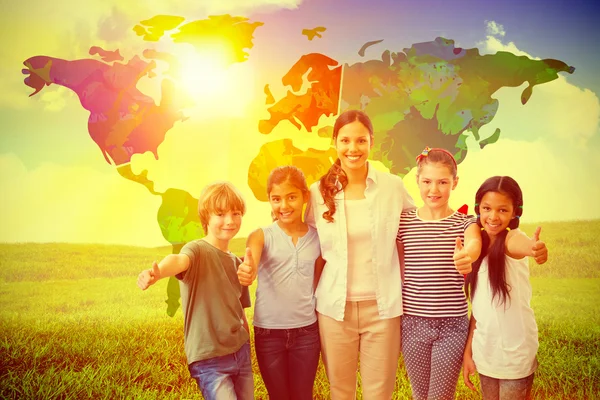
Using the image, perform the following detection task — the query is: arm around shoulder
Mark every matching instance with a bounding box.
[400,181,417,212]
[390,173,416,212]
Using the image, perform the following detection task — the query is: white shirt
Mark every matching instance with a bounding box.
[305,163,416,321]
[472,255,539,379]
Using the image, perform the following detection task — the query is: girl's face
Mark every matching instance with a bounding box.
[335,120,372,173]
[417,162,457,211]
[268,180,307,225]
[479,191,516,239]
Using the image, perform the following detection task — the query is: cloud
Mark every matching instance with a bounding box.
[98,6,133,42]
[473,28,600,146]
[479,20,532,57]
[457,137,600,223]
[480,35,532,57]
[0,153,166,247]
[481,79,600,146]
[485,20,506,37]
[403,137,600,224]
[39,86,73,112]
[401,20,600,224]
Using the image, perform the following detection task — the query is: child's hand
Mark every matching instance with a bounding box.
[462,355,477,391]
[453,237,472,274]
[531,226,548,265]
[137,261,160,290]
[237,248,256,286]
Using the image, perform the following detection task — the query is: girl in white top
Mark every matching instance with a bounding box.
[237,165,322,400]
[463,176,548,400]
[305,109,416,399]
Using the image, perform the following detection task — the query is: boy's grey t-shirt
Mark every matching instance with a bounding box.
[177,239,251,364]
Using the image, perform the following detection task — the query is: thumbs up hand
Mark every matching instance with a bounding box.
[137,261,161,290]
[531,226,548,265]
[237,247,256,286]
[453,237,473,274]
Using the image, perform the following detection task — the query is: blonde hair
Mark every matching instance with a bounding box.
[197,181,246,234]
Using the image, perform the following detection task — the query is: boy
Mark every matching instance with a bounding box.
[137,181,254,400]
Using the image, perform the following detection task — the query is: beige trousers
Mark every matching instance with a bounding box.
[318,300,401,400]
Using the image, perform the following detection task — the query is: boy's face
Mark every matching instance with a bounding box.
[206,210,243,243]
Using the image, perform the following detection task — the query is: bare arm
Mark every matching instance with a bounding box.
[314,255,325,292]
[454,224,482,275]
[237,228,264,286]
[137,254,190,290]
[464,223,482,262]
[506,227,548,264]
[463,314,477,391]
[464,314,476,359]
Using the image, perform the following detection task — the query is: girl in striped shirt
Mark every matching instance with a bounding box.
[396,147,482,400]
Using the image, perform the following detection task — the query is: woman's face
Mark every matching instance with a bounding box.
[335,120,372,173]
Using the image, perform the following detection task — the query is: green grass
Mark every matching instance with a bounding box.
[0,221,599,399]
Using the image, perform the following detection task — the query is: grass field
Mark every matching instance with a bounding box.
[0,220,599,399]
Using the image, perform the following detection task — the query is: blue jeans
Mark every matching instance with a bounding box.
[188,342,254,400]
[479,372,535,400]
[254,321,321,400]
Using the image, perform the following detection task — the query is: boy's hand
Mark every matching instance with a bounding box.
[453,237,473,274]
[531,226,548,265]
[137,261,160,290]
[237,248,255,286]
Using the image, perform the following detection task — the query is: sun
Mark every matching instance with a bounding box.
[179,45,229,97]
[174,43,254,117]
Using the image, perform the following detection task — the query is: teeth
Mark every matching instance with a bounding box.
[347,156,360,160]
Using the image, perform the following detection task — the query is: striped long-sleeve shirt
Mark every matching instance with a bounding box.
[397,210,476,318]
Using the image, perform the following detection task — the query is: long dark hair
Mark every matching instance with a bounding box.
[319,110,374,222]
[465,176,523,306]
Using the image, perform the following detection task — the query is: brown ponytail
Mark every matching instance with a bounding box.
[319,159,348,222]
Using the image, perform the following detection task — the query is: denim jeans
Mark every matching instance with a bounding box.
[479,372,535,400]
[254,321,321,400]
[188,342,254,400]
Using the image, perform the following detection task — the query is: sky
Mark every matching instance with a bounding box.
[0,0,599,247]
